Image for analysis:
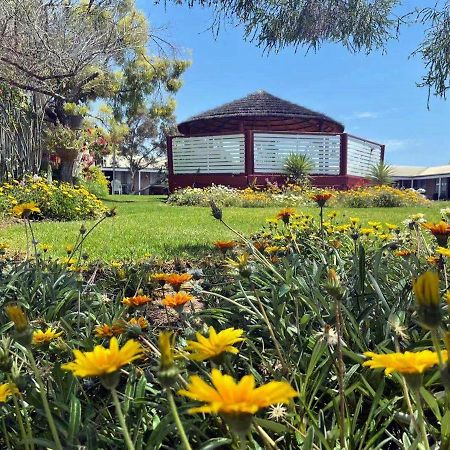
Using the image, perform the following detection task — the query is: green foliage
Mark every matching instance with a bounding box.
[63,102,89,116]
[78,166,110,198]
[176,1,450,100]
[283,153,314,185]
[368,161,394,186]
[0,176,106,221]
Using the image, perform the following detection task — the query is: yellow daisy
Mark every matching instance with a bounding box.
[186,327,245,361]
[363,350,443,375]
[178,368,298,415]
[32,327,63,345]
[61,337,142,378]
[0,383,19,403]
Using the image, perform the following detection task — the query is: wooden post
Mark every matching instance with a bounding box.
[244,130,254,184]
[167,136,174,192]
[339,133,348,176]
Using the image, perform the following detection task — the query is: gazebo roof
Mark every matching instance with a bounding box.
[177,90,344,134]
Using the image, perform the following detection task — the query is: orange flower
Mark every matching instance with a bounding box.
[165,273,192,291]
[275,208,296,224]
[311,192,333,207]
[423,222,450,245]
[423,221,450,236]
[214,241,237,252]
[128,317,149,330]
[95,323,124,338]
[151,273,167,285]
[122,295,151,307]
[162,291,194,308]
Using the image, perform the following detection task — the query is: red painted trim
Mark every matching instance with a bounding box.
[170,131,244,139]
[340,133,348,176]
[169,173,369,191]
[245,130,254,175]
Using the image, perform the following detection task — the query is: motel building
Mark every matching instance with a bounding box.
[392,165,450,200]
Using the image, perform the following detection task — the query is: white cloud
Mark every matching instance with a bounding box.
[354,111,379,119]
[383,139,417,152]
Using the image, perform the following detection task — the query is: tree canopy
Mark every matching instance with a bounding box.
[171,0,450,101]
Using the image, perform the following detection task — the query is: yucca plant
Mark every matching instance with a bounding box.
[283,153,314,186]
[368,161,394,186]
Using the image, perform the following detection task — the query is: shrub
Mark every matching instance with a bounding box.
[78,166,110,198]
[0,176,107,220]
[283,152,314,186]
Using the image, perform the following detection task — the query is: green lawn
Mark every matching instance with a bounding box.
[1,195,449,261]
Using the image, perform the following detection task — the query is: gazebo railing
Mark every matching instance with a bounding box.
[169,131,384,177]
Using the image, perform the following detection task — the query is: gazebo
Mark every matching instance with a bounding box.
[167,91,385,191]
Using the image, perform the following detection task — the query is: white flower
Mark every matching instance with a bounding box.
[315,325,340,347]
[268,403,287,421]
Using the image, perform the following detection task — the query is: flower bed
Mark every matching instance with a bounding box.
[0,203,449,449]
[168,183,430,208]
[332,184,430,207]
[167,183,314,207]
[0,176,107,220]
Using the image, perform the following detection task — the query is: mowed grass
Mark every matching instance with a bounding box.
[1,195,449,261]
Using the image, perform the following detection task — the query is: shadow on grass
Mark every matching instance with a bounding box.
[164,242,212,258]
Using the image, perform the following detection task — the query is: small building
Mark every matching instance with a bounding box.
[167,90,385,191]
[392,165,450,200]
[101,155,166,195]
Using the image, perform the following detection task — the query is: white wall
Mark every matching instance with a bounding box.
[253,133,341,175]
[172,134,245,174]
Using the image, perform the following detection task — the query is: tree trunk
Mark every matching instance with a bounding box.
[60,160,74,183]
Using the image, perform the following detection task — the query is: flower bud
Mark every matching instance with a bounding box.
[5,305,29,333]
[325,268,344,300]
[158,331,178,388]
[413,271,442,329]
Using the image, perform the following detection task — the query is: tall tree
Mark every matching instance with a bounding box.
[103,53,190,192]
[0,0,148,122]
[171,0,450,101]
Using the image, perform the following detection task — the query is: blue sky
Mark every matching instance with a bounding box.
[139,1,450,166]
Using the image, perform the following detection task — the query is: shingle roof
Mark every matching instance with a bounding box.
[178,90,343,129]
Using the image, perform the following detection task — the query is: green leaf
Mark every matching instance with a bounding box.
[420,386,441,421]
[197,438,233,450]
[68,394,81,444]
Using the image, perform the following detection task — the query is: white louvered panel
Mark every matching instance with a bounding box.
[347,137,382,177]
[172,134,245,174]
[253,133,341,175]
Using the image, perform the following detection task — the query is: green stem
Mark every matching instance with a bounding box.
[430,330,450,406]
[26,349,63,450]
[111,388,135,450]
[2,417,12,450]
[431,330,444,367]
[166,389,192,450]
[414,388,431,450]
[11,389,29,450]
